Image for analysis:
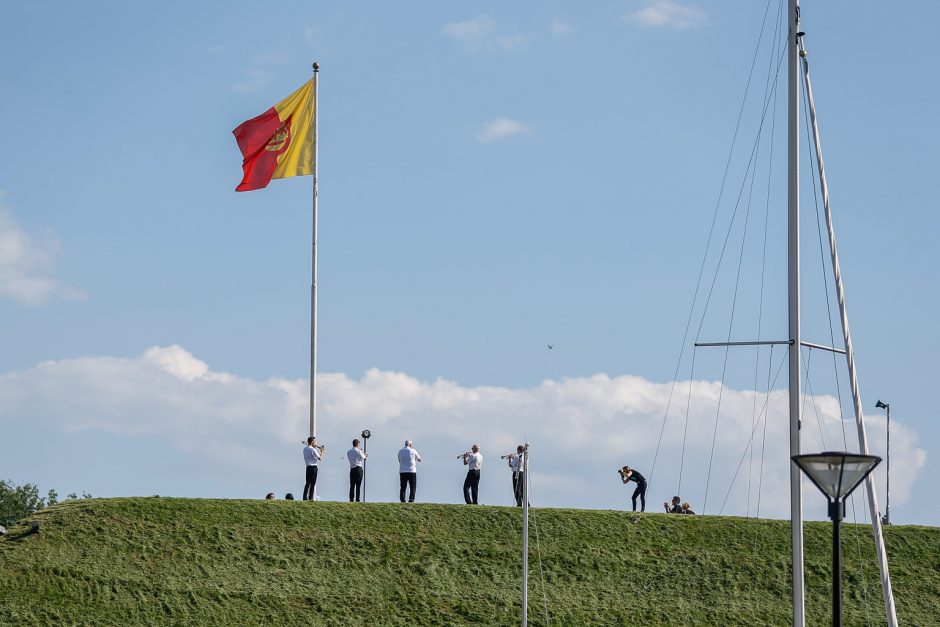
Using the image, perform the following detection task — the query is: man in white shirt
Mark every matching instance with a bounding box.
[346,438,367,502]
[461,444,483,505]
[302,436,324,501]
[398,440,421,503]
[508,444,525,507]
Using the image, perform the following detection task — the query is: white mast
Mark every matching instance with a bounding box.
[798,41,899,626]
[786,2,805,626]
[309,62,320,439]
[522,443,529,626]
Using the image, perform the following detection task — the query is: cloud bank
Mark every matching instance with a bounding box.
[628,0,707,30]
[442,16,526,52]
[0,346,923,520]
[0,206,83,305]
[477,118,532,144]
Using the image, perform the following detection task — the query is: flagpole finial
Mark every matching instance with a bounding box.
[312,62,320,72]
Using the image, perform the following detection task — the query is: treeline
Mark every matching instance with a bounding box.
[0,479,92,527]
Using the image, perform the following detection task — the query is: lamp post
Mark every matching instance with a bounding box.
[361,429,371,503]
[792,452,882,627]
[875,400,890,525]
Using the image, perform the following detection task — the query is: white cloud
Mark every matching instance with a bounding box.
[442,16,527,52]
[0,345,925,519]
[477,118,532,144]
[550,18,573,37]
[628,0,707,30]
[0,206,84,305]
[234,52,290,93]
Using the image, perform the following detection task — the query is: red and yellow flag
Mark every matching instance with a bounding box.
[233,79,315,192]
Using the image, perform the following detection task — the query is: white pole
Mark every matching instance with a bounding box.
[309,63,320,440]
[799,43,899,626]
[522,443,528,626]
[787,3,805,626]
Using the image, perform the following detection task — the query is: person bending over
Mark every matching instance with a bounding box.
[619,465,647,512]
[461,444,483,505]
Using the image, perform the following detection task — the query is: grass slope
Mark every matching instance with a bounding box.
[0,498,937,625]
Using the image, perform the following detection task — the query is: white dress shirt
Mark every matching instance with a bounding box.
[467,452,483,471]
[347,447,366,468]
[509,453,521,472]
[398,446,421,473]
[303,445,321,466]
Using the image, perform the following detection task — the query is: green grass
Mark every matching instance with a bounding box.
[0,498,937,625]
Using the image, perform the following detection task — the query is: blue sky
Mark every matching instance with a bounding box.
[1,1,937,529]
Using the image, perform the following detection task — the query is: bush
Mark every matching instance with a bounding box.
[0,479,91,527]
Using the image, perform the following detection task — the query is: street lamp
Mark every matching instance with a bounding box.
[361,429,371,502]
[875,400,890,525]
[793,452,882,627]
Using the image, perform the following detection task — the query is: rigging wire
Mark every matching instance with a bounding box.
[718,347,789,514]
[676,348,697,497]
[699,42,788,514]
[526,471,551,626]
[752,0,786,518]
[799,43,874,626]
[647,0,777,495]
[800,348,829,449]
[755,344,774,519]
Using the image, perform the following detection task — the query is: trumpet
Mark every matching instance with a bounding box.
[500,453,516,460]
[456,452,470,459]
[300,441,344,459]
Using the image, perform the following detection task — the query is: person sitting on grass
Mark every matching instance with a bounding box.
[664,495,683,513]
[682,502,696,515]
[265,493,275,500]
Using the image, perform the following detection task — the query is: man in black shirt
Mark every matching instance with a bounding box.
[619,465,647,512]
[664,495,683,513]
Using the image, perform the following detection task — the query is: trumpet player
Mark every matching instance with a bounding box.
[303,436,325,501]
[347,438,367,503]
[504,445,525,507]
[619,465,647,512]
[460,444,483,505]
[398,440,421,503]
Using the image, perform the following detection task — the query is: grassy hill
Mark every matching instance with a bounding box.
[0,498,937,625]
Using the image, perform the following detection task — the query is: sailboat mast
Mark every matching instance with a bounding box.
[786,2,806,626]
[798,39,899,627]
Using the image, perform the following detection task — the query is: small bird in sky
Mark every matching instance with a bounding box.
[547,344,554,350]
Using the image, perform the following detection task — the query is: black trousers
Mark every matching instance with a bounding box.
[400,472,416,503]
[349,466,363,502]
[303,465,318,501]
[463,469,481,504]
[512,471,524,507]
[631,480,647,512]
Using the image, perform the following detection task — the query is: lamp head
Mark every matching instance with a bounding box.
[875,400,889,410]
[361,429,371,439]
[792,451,882,501]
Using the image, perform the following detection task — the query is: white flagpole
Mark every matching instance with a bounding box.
[310,62,320,439]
